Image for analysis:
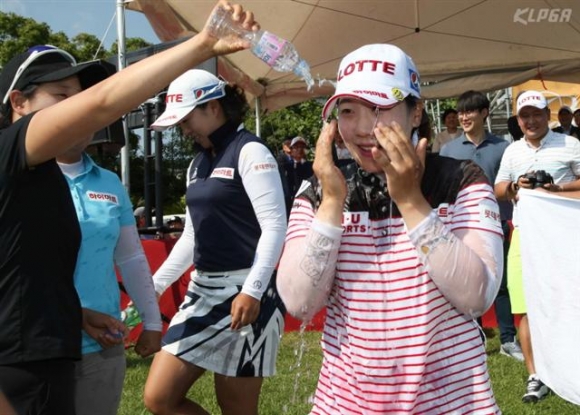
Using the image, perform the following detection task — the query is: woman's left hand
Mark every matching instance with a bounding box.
[230,293,260,330]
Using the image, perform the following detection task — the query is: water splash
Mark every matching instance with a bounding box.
[291,322,309,399]
[317,76,337,89]
[283,321,310,413]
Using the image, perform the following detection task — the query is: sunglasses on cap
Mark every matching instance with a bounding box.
[2,45,77,105]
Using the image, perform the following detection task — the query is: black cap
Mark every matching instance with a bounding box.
[1,45,110,105]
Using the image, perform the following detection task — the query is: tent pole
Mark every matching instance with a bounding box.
[506,88,512,118]
[436,99,441,133]
[254,97,261,138]
[116,0,131,191]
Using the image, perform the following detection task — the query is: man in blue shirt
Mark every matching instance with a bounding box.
[440,90,522,361]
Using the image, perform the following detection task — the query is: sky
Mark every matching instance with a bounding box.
[0,0,159,48]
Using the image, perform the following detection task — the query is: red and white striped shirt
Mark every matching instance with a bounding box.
[278,156,503,414]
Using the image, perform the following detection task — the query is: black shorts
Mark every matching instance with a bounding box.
[0,359,76,415]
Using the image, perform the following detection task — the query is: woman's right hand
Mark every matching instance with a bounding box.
[200,1,260,56]
[313,120,347,203]
[312,120,347,227]
[134,330,162,358]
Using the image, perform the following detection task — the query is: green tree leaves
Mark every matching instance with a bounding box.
[246,99,325,155]
[0,11,151,64]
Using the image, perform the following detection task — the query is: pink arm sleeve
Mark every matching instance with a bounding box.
[408,210,503,318]
[278,219,342,321]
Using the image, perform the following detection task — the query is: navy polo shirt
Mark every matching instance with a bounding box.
[440,132,512,220]
[186,122,264,272]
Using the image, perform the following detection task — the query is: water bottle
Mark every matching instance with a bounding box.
[121,304,142,329]
[208,6,314,89]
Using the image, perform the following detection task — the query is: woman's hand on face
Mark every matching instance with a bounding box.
[313,120,347,204]
[200,1,260,56]
[372,121,428,206]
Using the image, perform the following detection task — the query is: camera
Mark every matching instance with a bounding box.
[522,170,554,189]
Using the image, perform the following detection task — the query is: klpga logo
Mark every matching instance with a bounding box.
[514,8,572,25]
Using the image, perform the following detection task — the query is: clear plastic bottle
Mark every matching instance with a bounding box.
[207,6,314,89]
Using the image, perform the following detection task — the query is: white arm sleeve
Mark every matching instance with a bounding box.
[114,225,162,331]
[238,142,287,299]
[151,206,195,295]
[152,161,196,295]
[407,211,503,318]
[278,218,342,321]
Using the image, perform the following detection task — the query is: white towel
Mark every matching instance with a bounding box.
[517,189,580,406]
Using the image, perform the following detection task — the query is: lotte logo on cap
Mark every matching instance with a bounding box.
[520,95,541,104]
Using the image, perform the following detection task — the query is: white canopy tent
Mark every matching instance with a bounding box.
[125,0,580,114]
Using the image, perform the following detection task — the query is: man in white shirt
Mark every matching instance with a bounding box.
[495,90,580,404]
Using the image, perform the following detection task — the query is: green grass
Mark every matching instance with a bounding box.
[119,329,579,415]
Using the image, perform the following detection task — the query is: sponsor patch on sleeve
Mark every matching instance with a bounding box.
[252,161,278,174]
[437,203,450,218]
[479,200,501,227]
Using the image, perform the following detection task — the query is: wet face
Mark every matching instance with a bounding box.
[517,106,549,142]
[337,98,418,173]
[458,108,487,135]
[334,131,346,149]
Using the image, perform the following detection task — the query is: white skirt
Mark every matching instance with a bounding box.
[162,269,285,377]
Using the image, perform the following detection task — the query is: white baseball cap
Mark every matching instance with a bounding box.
[516,90,548,115]
[290,136,307,147]
[151,69,227,131]
[322,44,421,120]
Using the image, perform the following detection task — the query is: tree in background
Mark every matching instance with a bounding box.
[245,99,324,158]
[2,12,104,63]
